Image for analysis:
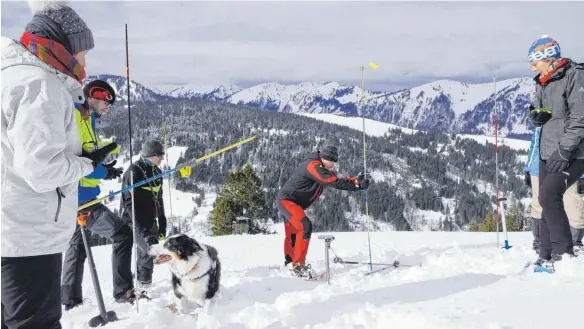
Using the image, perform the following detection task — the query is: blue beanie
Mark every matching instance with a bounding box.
[527,35,561,62]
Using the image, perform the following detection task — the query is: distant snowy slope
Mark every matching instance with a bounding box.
[302,113,530,151]
[92,74,537,138]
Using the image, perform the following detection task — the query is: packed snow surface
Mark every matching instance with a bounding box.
[62,227,583,329]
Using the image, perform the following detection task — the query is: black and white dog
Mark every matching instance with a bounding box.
[157,234,221,314]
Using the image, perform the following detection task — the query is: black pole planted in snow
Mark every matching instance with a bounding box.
[124,23,140,314]
[79,214,118,327]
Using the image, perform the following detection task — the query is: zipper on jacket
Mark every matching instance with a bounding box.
[54,188,66,222]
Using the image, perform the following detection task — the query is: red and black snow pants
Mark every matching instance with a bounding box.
[278,200,312,266]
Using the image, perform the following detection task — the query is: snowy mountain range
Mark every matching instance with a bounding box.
[87,74,537,139]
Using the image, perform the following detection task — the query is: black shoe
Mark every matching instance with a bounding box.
[551,254,563,262]
[64,298,92,311]
[115,289,137,304]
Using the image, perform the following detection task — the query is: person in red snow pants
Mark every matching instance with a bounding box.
[275,145,369,272]
[278,200,312,266]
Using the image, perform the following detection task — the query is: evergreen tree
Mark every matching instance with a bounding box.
[208,164,271,236]
[469,218,479,232]
[479,212,497,232]
[502,200,525,232]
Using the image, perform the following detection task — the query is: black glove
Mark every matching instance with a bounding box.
[524,172,531,187]
[357,173,370,190]
[158,217,167,240]
[528,106,552,127]
[578,179,584,195]
[81,143,118,168]
[103,160,123,180]
[545,148,573,173]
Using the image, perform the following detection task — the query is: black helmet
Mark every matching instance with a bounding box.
[84,79,116,105]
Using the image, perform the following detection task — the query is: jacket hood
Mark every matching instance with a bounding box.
[1,36,85,103]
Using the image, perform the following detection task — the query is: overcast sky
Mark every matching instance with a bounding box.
[2,1,583,93]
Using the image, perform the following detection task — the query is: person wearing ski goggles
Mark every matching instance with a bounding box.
[86,82,116,117]
[62,79,135,309]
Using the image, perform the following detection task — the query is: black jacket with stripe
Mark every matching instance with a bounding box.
[120,157,166,231]
[276,152,361,209]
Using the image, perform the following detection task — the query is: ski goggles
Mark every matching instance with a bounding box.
[88,86,114,104]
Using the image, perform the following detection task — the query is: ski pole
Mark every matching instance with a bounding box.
[333,258,397,267]
[163,123,175,233]
[359,65,373,272]
[498,197,512,249]
[77,212,118,327]
[494,74,500,248]
[124,23,140,314]
[78,135,257,211]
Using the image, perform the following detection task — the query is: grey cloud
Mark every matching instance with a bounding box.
[2,1,583,92]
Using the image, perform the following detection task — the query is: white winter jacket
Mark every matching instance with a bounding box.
[1,37,94,257]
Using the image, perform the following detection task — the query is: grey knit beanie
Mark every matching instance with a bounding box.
[142,141,165,157]
[320,145,339,162]
[25,1,94,54]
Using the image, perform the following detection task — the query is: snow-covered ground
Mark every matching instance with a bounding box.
[62,228,584,329]
[301,113,530,151]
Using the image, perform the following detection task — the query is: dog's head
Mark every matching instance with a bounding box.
[162,234,204,262]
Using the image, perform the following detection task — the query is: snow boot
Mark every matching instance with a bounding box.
[574,242,584,253]
[291,264,314,279]
[533,257,555,273]
[533,254,576,273]
[136,280,153,298]
[64,298,92,311]
[115,288,136,304]
[572,227,584,253]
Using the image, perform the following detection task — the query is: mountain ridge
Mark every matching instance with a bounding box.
[87,74,537,139]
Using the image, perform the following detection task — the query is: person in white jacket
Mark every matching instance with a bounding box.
[1,1,112,328]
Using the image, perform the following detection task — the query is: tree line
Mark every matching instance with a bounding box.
[96,98,530,233]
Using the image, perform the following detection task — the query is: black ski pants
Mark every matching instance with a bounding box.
[538,159,584,259]
[61,202,133,302]
[1,253,62,329]
[134,221,159,284]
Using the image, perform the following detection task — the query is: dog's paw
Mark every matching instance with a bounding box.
[176,297,197,315]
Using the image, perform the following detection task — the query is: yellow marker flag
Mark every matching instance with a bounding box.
[180,166,192,178]
[368,62,379,69]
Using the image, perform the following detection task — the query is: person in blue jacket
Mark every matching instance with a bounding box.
[524,127,584,252]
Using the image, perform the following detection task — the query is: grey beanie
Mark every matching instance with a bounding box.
[320,145,338,162]
[142,140,165,157]
[25,2,94,54]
